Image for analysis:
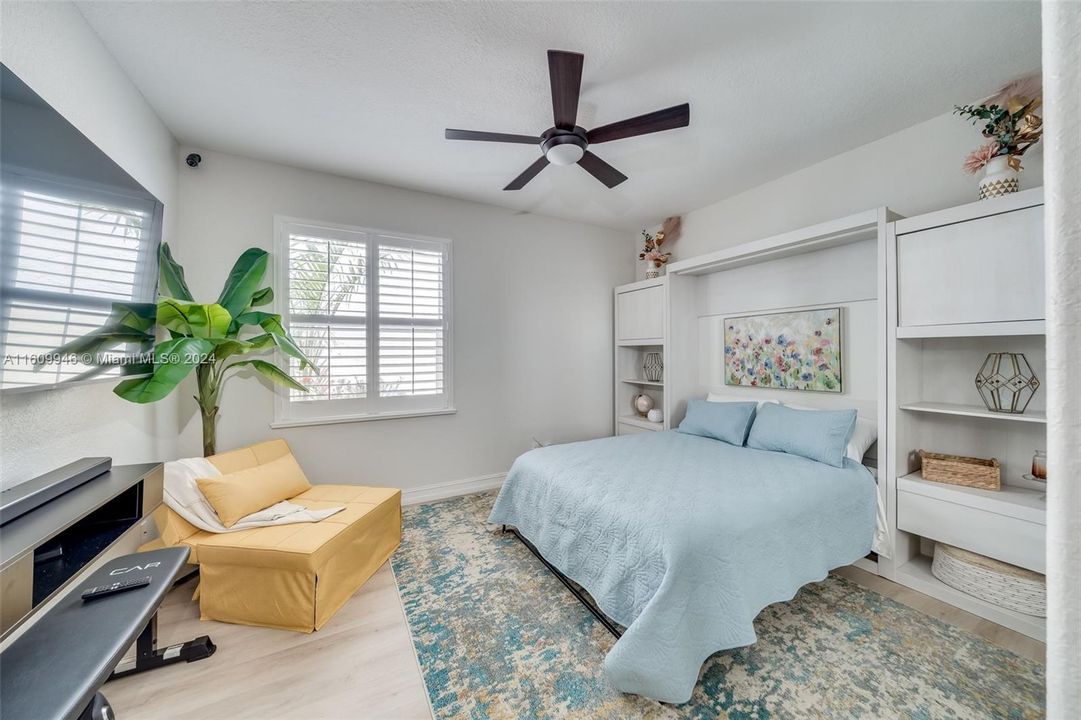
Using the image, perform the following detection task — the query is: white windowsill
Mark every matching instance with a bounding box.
[269,407,457,429]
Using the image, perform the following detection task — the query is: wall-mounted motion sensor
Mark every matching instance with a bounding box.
[185,153,202,168]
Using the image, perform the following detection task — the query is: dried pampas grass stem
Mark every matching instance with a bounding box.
[982,72,1042,110]
[660,216,682,243]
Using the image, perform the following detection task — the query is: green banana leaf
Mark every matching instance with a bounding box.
[227,359,308,392]
[35,301,154,370]
[239,334,278,351]
[63,356,153,383]
[205,333,280,362]
[110,302,157,333]
[262,331,313,370]
[113,337,214,403]
[217,248,269,319]
[205,337,256,362]
[158,243,194,301]
[35,325,152,369]
[158,299,232,339]
[234,313,313,370]
[233,311,280,332]
[249,287,274,307]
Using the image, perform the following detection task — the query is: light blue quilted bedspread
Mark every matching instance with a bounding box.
[487,430,876,704]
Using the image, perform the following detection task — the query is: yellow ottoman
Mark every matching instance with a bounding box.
[152,440,401,632]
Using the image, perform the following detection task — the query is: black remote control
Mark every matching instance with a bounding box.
[81,576,151,601]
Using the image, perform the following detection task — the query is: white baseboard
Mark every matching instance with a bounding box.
[852,556,880,575]
[401,472,506,506]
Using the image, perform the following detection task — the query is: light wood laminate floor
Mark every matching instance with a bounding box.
[104,562,1044,720]
[104,562,432,720]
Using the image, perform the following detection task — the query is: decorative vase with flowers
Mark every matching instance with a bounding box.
[639,216,681,279]
[954,74,1043,200]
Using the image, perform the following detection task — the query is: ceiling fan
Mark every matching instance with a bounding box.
[445,50,690,191]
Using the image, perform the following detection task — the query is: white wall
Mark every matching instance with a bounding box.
[0,1,181,487]
[667,110,1044,261]
[173,149,631,493]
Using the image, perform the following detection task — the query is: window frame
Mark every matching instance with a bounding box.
[271,215,454,427]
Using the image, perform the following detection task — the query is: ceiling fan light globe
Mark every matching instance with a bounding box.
[546,143,585,166]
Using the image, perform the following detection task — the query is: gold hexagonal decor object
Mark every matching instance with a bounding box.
[974,352,1040,414]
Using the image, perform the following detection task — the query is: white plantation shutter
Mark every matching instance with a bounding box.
[0,176,158,389]
[285,231,368,401]
[275,219,452,424]
[377,241,444,397]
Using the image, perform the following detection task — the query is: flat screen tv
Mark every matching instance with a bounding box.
[0,64,163,392]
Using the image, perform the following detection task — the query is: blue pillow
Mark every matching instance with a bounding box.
[746,402,857,467]
[677,399,758,446]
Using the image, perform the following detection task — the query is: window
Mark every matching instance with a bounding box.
[273,217,452,425]
[0,175,158,390]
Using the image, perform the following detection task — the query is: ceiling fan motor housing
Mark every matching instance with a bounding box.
[541,127,587,165]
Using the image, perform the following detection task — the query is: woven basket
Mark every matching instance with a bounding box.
[932,544,1046,617]
[918,450,1000,490]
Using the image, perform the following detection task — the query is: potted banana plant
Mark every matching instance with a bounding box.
[46,243,312,455]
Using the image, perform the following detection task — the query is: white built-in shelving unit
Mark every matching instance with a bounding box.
[613,277,669,435]
[899,401,1047,424]
[884,187,1047,640]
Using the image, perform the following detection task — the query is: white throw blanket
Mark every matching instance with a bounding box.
[164,457,343,534]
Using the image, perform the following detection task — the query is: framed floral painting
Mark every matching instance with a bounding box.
[723,308,842,392]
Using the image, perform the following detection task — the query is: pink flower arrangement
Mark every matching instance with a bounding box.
[642,248,667,265]
[955,73,1043,174]
[963,141,1000,174]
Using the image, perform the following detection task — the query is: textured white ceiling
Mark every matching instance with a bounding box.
[76,1,1040,230]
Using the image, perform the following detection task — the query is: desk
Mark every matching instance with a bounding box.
[0,547,196,720]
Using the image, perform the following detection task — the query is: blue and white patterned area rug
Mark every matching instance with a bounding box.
[391,492,1045,719]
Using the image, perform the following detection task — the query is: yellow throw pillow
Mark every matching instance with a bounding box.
[196,452,312,528]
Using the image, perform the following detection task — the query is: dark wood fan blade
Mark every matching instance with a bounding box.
[445,128,541,144]
[586,103,690,144]
[577,151,628,188]
[548,50,584,130]
[503,156,550,191]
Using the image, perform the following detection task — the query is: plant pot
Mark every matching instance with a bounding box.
[979,155,1020,200]
[645,264,665,279]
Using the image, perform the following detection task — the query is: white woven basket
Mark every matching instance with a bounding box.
[931,544,1046,617]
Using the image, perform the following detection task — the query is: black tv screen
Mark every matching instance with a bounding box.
[0,64,162,391]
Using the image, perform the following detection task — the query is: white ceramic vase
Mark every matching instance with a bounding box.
[632,393,654,417]
[979,155,1020,200]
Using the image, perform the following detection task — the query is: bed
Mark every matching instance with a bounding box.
[487,429,877,704]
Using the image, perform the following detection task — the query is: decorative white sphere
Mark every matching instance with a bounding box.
[647,408,663,423]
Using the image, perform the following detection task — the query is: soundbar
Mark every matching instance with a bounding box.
[0,458,112,526]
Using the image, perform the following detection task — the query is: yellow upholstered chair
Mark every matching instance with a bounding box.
[152,439,401,632]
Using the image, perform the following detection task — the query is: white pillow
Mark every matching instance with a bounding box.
[706,391,770,409]
[846,416,878,464]
[779,401,877,463]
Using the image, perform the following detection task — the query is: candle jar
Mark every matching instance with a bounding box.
[1031,450,1047,481]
